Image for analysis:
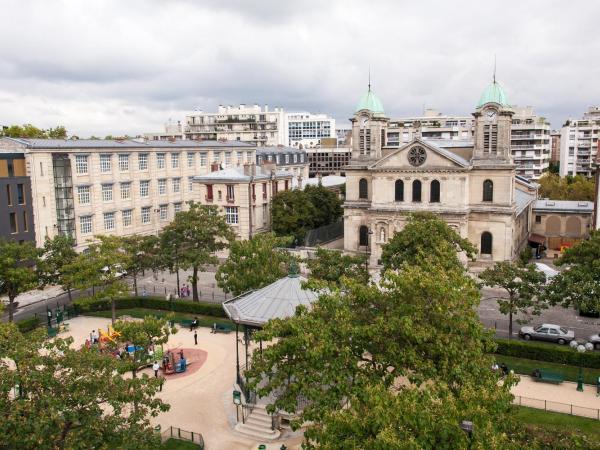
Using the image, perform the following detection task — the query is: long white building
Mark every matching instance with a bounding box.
[560,107,600,177]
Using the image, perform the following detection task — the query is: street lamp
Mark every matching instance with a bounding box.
[570,340,594,392]
[364,228,373,279]
[460,420,474,448]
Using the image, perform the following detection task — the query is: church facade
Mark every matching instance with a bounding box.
[343,80,537,266]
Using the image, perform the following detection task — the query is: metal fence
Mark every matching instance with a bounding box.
[304,220,344,247]
[513,395,600,420]
[160,426,204,448]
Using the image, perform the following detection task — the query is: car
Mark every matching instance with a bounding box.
[589,333,600,350]
[519,323,575,345]
[534,263,559,283]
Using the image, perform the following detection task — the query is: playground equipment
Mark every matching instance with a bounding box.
[162,350,188,375]
[98,325,121,344]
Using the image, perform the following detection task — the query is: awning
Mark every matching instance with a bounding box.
[528,233,546,245]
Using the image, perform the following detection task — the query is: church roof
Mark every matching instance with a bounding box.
[477,81,509,108]
[356,87,385,114]
[421,140,470,167]
[222,274,319,327]
[515,189,535,215]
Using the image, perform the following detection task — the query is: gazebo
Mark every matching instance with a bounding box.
[222,266,319,402]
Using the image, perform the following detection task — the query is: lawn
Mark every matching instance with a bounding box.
[85,307,233,329]
[515,406,600,439]
[495,354,600,384]
[161,438,202,449]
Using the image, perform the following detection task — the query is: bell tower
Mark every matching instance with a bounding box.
[351,83,389,161]
[472,79,514,166]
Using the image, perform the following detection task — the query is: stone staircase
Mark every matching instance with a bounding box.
[234,404,281,441]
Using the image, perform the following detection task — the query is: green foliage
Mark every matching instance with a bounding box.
[72,296,227,318]
[37,234,78,301]
[15,316,40,333]
[271,185,343,244]
[545,230,600,314]
[0,239,40,322]
[0,323,168,449]
[161,203,234,301]
[518,246,533,266]
[0,124,67,139]
[122,234,161,296]
[248,261,520,447]
[494,339,600,369]
[380,212,476,272]
[538,173,595,201]
[304,247,367,288]
[216,233,293,296]
[479,262,547,338]
[547,161,559,174]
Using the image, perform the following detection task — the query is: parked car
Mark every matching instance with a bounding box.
[589,333,600,350]
[534,263,559,283]
[519,324,575,345]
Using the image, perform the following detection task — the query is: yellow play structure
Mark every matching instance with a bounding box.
[98,325,121,343]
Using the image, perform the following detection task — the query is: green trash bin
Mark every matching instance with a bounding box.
[258,446,266,450]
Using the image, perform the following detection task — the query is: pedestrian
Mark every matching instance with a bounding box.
[159,377,164,392]
[179,349,184,361]
[194,330,198,345]
[152,361,160,378]
[186,285,191,297]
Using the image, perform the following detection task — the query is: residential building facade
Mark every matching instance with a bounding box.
[305,136,352,177]
[144,120,185,141]
[343,80,537,267]
[286,112,335,148]
[551,131,561,163]
[531,200,593,250]
[0,138,256,250]
[559,106,600,177]
[255,147,309,187]
[510,106,551,179]
[0,149,35,243]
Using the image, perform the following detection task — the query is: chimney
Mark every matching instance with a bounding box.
[264,104,269,113]
[243,163,256,176]
[210,162,220,172]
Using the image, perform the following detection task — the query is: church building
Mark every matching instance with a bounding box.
[343,79,537,266]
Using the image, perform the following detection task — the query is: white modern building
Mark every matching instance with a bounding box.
[144,120,185,141]
[286,112,335,148]
[510,106,551,180]
[560,107,600,177]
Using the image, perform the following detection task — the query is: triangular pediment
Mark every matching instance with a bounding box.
[369,138,470,170]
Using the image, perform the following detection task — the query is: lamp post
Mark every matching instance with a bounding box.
[364,228,373,279]
[570,340,594,391]
[460,420,474,448]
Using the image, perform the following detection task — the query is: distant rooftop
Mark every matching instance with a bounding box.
[0,137,255,149]
[256,146,306,155]
[193,165,293,183]
[533,199,594,213]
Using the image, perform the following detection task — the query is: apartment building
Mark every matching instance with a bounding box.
[305,137,351,177]
[0,138,256,250]
[560,107,600,177]
[193,163,293,240]
[510,107,551,180]
[256,147,309,187]
[551,131,561,163]
[286,112,335,148]
[0,149,35,243]
[144,120,184,141]
[185,104,287,146]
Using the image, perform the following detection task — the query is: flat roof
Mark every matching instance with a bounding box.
[0,137,255,150]
[533,199,593,213]
[193,165,293,183]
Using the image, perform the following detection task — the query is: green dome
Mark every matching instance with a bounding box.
[477,81,508,108]
[356,88,385,114]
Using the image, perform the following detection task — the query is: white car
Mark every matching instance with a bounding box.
[534,263,559,283]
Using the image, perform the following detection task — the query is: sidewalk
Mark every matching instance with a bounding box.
[1,285,66,309]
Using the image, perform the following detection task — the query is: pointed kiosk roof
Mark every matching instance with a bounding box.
[222,272,319,327]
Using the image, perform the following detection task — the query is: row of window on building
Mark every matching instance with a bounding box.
[256,153,305,165]
[73,150,256,175]
[357,178,495,203]
[76,177,195,204]
[6,183,26,205]
[8,211,29,234]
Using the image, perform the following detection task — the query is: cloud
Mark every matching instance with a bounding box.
[0,0,598,136]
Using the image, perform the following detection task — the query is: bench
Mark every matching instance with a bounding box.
[180,319,199,330]
[47,327,59,338]
[211,324,233,334]
[532,369,564,384]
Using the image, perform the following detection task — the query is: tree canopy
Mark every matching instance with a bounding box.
[537,173,595,201]
[121,234,161,296]
[0,239,40,322]
[1,124,67,139]
[304,247,367,288]
[303,184,343,229]
[380,212,475,272]
[215,233,293,296]
[0,323,168,449]
[37,234,78,302]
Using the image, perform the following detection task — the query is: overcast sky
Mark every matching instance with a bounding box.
[1,0,599,137]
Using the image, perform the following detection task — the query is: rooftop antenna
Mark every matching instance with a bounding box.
[368,66,371,91]
[493,54,497,84]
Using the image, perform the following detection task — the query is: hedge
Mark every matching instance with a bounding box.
[494,338,600,369]
[72,296,227,318]
[16,316,41,333]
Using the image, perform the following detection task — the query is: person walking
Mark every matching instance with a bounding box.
[194,330,198,345]
[152,361,160,378]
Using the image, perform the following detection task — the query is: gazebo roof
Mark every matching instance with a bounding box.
[222,274,319,327]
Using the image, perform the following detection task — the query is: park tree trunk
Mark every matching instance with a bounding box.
[8,295,14,322]
[133,273,138,297]
[175,265,180,297]
[66,286,73,303]
[111,297,116,325]
[192,266,199,302]
[508,310,513,340]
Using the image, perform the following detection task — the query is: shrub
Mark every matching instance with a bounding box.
[16,316,41,333]
[494,339,600,369]
[72,296,227,318]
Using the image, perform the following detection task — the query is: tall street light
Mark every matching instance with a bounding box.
[570,340,594,391]
[365,228,374,279]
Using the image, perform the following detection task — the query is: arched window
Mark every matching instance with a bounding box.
[412,180,422,202]
[430,180,440,203]
[481,232,493,255]
[395,179,404,202]
[359,178,368,199]
[359,225,369,247]
[483,179,493,202]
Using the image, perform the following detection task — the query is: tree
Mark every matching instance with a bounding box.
[305,247,367,287]
[545,230,600,315]
[113,315,175,378]
[37,234,78,303]
[162,203,234,301]
[271,189,317,244]
[0,323,168,449]
[63,236,131,324]
[248,262,519,448]
[479,262,547,339]
[216,233,293,296]
[303,184,342,228]
[538,173,595,201]
[159,226,184,296]
[381,212,476,272]
[1,124,67,139]
[122,234,160,297]
[0,239,40,322]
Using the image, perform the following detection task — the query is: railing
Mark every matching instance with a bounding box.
[513,395,600,420]
[160,426,204,449]
[303,220,344,247]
